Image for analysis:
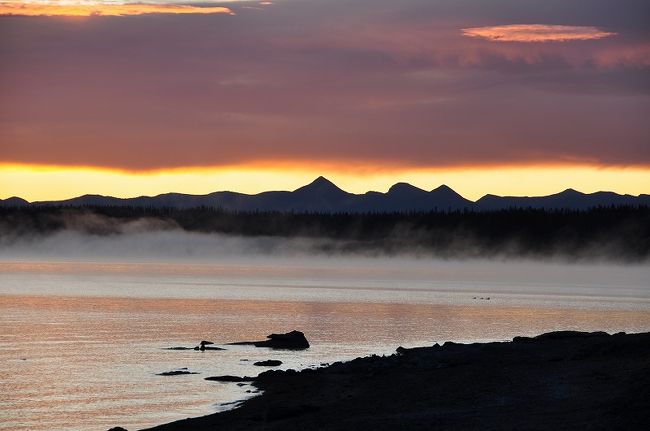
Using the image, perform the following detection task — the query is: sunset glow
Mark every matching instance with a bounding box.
[2,163,649,202]
[1,0,648,202]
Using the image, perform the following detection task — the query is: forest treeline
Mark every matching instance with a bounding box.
[1,206,648,261]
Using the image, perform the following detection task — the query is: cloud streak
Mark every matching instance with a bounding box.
[0,2,233,17]
[461,24,616,43]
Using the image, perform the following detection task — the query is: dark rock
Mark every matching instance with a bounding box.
[535,331,609,340]
[254,360,283,367]
[229,330,309,350]
[205,375,254,382]
[107,428,128,431]
[166,344,224,351]
[194,346,225,351]
[157,370,199,376]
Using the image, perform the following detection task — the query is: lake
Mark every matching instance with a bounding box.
[1,257,649,430]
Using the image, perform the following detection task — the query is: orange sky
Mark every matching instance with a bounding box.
[2,163,649,202]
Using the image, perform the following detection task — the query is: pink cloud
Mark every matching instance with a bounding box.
[0,3,234,17]
[461,24,616,43]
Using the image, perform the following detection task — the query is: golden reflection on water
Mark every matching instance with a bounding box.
[4,294,649,343]
[2,294,649,430]
[3,294,650,349]
[0,261,393,277]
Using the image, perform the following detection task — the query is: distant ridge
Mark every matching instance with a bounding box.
[475,189,650,211]
[1,177,648,212]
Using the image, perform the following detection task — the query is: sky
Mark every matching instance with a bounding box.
[1,0,649,201]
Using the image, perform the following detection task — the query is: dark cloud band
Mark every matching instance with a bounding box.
[1,0,648,170]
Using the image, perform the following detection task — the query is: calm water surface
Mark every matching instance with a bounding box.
[1,257,649,431]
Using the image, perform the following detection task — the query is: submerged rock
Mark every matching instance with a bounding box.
[195,340,225,351]
[157,369,199,376]
[205,375,254,383]
[254,360,283,367]
[194,345,225,351]
[165,342,225,351]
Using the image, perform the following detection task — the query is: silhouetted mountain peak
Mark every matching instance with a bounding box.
[431,184,465,198]
[0,196,29,207]
[430,184,451,192]
[558,188,584,196]
[388,182,426,194]
[294,176,347,195]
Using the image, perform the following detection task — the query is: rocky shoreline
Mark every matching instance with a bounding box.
[127,331,650,430]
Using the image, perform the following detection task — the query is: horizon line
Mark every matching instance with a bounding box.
[2,164,649,202]
[2,175,647,205]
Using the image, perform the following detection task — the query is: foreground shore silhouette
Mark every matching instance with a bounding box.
[129,331,650,431]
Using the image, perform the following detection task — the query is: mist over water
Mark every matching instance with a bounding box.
[0,225,647,301]
[2,223,649,303]
[2,208,648,262]
[2,228,326,261]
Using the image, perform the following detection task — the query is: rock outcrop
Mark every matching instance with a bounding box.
[145,331,650,431]
[229,330,310,350]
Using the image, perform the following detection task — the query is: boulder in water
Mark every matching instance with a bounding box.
[229,330,310,350]
[254,359,283,367]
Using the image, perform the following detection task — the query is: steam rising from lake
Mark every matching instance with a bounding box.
[2,228,326,261]
[1,225,648,303]
[1,209,647,263]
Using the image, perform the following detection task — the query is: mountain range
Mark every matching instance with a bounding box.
[1,176,649,212]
